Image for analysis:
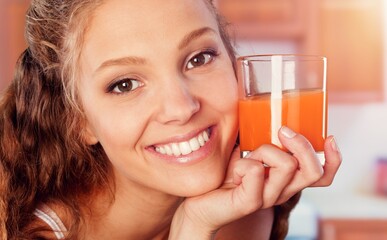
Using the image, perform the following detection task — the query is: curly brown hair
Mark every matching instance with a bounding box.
[0,1,110,239]
[0,0,298,239]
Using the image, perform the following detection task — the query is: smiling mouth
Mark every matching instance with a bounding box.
[154,128,211,157]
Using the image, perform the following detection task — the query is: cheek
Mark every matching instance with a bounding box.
[216,74,239,142]
[203,72,239,142]
[79,85,145,150]
[221,83,238,112]
[82,100,146,153]
[210,73,238,115]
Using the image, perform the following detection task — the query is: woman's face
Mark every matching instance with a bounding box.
[78,0,238,197]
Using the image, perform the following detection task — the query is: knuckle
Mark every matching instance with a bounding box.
[336,156,343,167]
[281,156,299,173]
[294,135,313,151]
[316,177,334,186]
[263,196,279,209]
[248,164,264,175]
[306,167,324,184]
[256,144,274,154]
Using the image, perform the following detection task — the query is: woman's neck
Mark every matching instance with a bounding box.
[85,175,183,240]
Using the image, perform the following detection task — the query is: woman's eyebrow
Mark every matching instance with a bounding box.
[94,27,216,74]
[178,27,217,50]
[95,56,147,73]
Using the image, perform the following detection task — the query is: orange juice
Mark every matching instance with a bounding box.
[238,89,326,152]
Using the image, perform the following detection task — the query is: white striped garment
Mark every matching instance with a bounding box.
[33,204,67,239]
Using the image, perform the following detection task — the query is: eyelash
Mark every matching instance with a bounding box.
[106,77,143,94]
[186,49,220,70]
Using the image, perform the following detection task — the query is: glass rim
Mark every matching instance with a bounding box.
[237,54,327,62]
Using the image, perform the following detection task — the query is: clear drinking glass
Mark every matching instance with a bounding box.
[237,55,327,163]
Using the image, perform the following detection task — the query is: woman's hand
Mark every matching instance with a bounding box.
[262,126,342,205]
[169,126,341,239]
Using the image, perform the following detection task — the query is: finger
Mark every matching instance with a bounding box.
[279,126,323,178]
[274,126,324,203]
[229,159,266,216]
[244,144,298,208]
[311,136,342,187]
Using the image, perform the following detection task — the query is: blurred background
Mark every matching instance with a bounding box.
[215,0,387,239]
[1,0,387,239]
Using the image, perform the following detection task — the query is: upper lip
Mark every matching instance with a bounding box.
[149,126,212,147]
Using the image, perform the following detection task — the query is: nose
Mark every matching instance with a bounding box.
[156,80,200,125]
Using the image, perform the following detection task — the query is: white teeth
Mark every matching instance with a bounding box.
[154,129,210,157]
[171,143,181,156]
[164,145,173,156]
[158,147,166,155]
[203,131,209,141]
[189,138,200,151]
[197,134,204,147]
[179,142,192,155]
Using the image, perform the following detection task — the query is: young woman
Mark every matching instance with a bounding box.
[0,0,341,239]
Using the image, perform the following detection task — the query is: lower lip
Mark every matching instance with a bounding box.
[147,126,217,165]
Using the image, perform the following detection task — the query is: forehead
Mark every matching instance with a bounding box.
[88,0,218,38]
[92,0,212,24]
[81,0,219,66]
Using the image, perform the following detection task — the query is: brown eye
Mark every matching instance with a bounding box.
[186,51,216,70]
[117,81,132,92]
[108,78,142,94]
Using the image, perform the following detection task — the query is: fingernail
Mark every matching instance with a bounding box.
[330,137,340,152]
[280,126,296,138]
